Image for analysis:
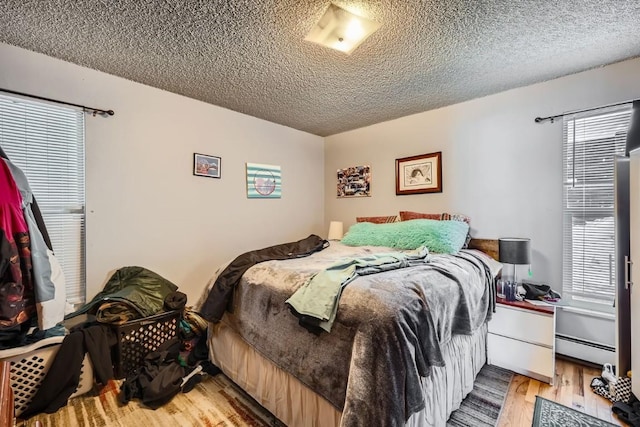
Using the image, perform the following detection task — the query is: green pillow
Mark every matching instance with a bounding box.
[341,219,470,254]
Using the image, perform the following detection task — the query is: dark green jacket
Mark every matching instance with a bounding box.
[66,266,178,319]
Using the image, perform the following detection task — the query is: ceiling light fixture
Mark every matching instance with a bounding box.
[305,3,380,55]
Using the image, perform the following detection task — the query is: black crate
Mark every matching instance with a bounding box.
[111,310,181,379]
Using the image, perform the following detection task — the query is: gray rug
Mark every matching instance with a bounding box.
[532,396,617,427]
[447,364,514,426]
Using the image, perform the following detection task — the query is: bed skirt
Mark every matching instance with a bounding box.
[207,322,487,427]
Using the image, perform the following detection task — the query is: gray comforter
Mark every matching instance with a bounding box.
[200,243,495,427]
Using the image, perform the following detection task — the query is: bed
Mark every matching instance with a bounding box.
[196,234,500,427]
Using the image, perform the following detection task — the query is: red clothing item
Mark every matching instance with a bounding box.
[0,160,34,330]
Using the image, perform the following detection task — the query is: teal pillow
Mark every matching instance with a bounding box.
[341,219,470,254]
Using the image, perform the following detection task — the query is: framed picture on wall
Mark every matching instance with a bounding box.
[337,165,371,198]
[194,153,221,178]
[395,152,442,195]
[246,162,281,198]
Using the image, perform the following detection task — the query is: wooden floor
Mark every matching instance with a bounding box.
[498,357,623,426]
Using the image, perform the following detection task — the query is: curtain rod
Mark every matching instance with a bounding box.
[534,98,638,124]
[0,88,114,117]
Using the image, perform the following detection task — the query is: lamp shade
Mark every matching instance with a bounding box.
[328,221,344,240]
[625,100,640,156]
[498,238,531,265]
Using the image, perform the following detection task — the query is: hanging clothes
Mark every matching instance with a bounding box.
[3,158,66,330]
[0,160,35,347]
[0,145,52,252]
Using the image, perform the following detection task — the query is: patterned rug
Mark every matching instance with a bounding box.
[532,396,617,427]
[18,364,512,426]
[447,364,513,426]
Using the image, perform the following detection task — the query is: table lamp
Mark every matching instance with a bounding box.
[498,237,531,285]
[327,221,344,241]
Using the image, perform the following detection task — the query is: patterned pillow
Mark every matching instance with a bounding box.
[440,212,471,224]
[398,211,441,221]
[356,215,398,224]
[399,211,470,224]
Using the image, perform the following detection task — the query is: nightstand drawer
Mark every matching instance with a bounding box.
[488,304,554,347]
[488,333,554,381]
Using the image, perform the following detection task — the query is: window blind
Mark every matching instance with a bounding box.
[562,104,631,309]
[0,94,86,305]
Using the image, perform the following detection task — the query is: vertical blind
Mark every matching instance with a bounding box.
[0,94,86,305]
[562,104,631,308]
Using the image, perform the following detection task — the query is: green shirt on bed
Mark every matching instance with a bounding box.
[285,246,430,332]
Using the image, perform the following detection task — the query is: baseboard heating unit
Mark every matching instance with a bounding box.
[555,334,615,367]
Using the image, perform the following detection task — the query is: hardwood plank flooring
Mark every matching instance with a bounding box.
[497,357,624,426]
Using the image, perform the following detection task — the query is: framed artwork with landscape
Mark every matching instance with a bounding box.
[396,151,442,195]
[193,153,221,178]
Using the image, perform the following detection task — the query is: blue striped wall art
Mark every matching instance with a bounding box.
[246,163,281,198]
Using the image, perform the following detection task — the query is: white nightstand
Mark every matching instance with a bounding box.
[487,298,556,384]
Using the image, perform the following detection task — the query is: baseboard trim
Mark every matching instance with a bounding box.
[555,334,614,367]
[556,353,601,370]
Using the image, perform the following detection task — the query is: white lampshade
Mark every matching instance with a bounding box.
[328,221,344,240]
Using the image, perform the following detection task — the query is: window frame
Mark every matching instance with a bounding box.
[561,104,632,313]
[0,93,87,306]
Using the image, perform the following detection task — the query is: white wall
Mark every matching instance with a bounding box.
[325,57,640,345]
[0,43,325,302]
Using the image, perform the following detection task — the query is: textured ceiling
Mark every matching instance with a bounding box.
[1,1,640,137]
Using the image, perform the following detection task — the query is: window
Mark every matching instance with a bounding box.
[562,105,632,310]
[0,94,86,305]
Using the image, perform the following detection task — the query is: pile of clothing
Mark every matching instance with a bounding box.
[590,363,637,425]
[117,298,217,409]
[67,266,181,324]
[519,282,562,303]
[19,266,215,419]
[119,334,219,409]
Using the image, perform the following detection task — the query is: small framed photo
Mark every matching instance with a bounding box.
[396,151,442,195]
[193,153,221,179]
[337,165,371,198]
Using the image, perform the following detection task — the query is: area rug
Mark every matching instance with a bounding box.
[532,396,617,427]
[447,364,513,426]
[19,364,512,426]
